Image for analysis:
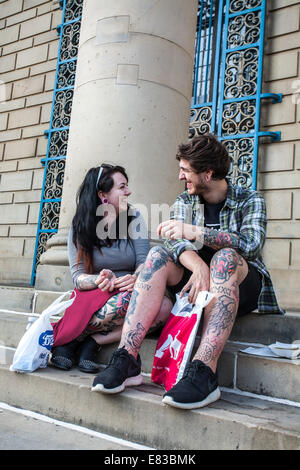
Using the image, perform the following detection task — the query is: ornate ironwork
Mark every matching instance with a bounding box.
[223,137,254,187]
[190,106,212,138]
[190,0,281,190]
[224,48,258,98]
[222,99,256,135]
[43,159,66,200]
[31,0,83,285]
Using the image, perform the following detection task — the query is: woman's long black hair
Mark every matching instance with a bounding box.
[72,164,134,273]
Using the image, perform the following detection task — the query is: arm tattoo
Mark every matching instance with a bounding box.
[202,228,239,251]
[76,274,98,290]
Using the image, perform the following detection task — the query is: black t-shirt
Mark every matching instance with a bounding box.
[198,199,226,258]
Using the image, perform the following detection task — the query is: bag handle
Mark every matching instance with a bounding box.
[41,290,76,319]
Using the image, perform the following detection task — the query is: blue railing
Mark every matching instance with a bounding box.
[31,0,83,285]
[190,0,281,189]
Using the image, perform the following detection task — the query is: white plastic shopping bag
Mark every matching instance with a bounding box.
[10,291,75,373]
[152,291,214,391]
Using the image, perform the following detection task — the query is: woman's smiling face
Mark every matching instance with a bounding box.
[101,171,131,214]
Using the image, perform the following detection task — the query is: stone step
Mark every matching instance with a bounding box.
[1,286,299,403]
[1,317,299,404]
[0,360,299,450]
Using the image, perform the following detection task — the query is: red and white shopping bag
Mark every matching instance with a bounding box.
[151,291,213,391]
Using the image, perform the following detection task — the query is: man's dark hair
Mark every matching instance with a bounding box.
[176,134,230,180]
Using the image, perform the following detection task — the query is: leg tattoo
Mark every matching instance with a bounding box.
[210,248,242,285]
[125,322,146,356]
[139,246,173,283]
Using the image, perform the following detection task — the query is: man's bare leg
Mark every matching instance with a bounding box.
[162,248,248,409]
[119,246,184,358]
[193,248,248,372]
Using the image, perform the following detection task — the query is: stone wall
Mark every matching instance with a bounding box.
[0,0,61,285]
[259,0,300,310]
[0,0,299,310]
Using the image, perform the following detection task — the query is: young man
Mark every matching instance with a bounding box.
[91,134,283,410]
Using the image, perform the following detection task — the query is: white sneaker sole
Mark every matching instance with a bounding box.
[91,373,143,394]
[162,387,221,410]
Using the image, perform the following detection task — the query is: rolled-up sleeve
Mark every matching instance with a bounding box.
[68,226,85,288]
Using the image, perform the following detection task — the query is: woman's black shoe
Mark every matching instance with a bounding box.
[77,336,101,373]
[51,339,79,371]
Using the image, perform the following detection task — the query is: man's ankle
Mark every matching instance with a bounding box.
[118,343,139,360]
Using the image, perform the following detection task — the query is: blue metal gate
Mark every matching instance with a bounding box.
[190,0,281,189]
[30,0,83,285]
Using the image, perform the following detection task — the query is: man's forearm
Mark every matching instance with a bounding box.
[197,227,239,251]
[179,249,207,272]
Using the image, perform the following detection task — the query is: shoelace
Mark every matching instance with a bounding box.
[182,361,208,383]
[109,347,130,368]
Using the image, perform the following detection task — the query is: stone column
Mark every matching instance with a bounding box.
[36,0,198,291]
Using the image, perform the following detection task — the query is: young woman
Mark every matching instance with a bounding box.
[50,164,172,373]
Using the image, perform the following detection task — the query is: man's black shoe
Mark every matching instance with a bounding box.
[162,360,221,409]
[91,346,142,394]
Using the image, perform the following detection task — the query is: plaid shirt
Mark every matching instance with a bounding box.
[164,179,284,315]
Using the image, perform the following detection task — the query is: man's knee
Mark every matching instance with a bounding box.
[140,245,174,282]
[210,248,243,284]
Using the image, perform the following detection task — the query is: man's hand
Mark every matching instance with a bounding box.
[157,220,199,241]
[114,274,137,292]
[95,269,116,292]
[180,262,210,305]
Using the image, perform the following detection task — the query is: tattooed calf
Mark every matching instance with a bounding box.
[126,322,146,354]
[206,294,237,337]
[125,289,139,325]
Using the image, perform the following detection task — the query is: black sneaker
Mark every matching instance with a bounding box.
[91,347,142,394]
[162,360,221,410]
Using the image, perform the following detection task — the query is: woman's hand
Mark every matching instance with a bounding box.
[113,274,137,292]
[157,220,199,241]
[95,269,117,292]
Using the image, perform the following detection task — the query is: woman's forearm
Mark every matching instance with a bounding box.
[76,273,99,290]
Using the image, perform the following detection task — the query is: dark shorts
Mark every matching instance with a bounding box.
[168,249,262,316]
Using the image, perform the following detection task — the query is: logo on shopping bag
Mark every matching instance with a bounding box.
[154,331,182,360]
[38,330,53,350]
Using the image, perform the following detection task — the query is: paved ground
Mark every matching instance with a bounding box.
[0,404,151,450]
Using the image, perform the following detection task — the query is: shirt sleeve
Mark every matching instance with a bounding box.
[67,225,86,288]
[236,191,267,261]
[129,210,150,268]
[164,194,198,263]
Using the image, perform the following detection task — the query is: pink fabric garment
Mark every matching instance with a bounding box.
[51,288,119,347]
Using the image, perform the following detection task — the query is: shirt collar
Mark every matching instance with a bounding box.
[224,178,237,209]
